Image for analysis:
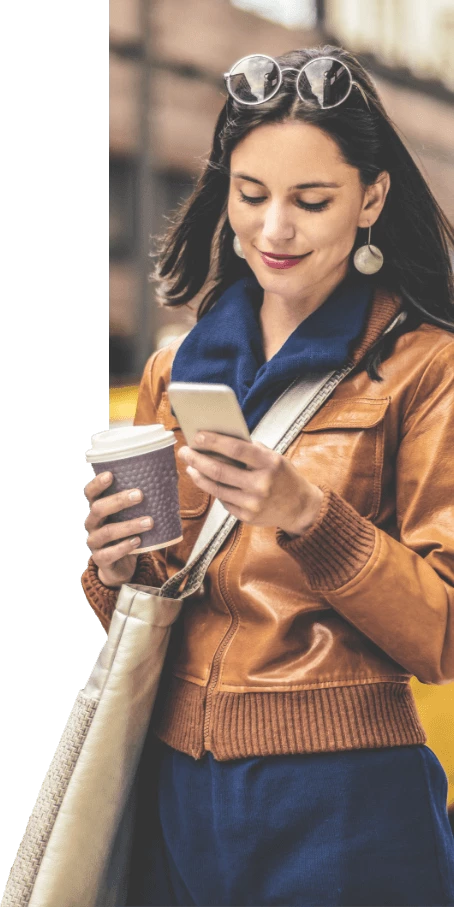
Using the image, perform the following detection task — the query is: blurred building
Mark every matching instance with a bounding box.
[325,0,454,92]
[109,0,454,383]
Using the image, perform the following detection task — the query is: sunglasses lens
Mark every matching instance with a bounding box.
[228,55,280,104]
[297,58,352,108]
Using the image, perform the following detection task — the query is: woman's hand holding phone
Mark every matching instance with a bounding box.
[83,473,154,588]
[178,431,324,536]
[168,382,323,535]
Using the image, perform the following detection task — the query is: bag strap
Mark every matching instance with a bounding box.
[159,309,406,600]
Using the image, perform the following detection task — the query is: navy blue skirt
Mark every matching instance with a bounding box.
[127,736,454,907]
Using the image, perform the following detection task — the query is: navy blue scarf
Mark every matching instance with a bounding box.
[171,270,375,433]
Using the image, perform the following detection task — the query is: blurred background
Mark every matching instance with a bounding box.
[109,0,454,818]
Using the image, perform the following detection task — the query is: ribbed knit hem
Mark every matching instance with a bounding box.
[151,675,427,761]
[276,483,376,592]
[80,552,166,632]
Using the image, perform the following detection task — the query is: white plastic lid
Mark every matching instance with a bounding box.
[85,424,175,463]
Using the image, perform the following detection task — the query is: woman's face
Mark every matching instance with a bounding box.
[227,120,389,300]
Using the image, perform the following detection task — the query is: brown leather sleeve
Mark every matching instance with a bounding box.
[133,348,167,426]
[277,341,454,685]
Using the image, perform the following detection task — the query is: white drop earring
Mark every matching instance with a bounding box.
[353,225,384,274]
[233,234,246,258]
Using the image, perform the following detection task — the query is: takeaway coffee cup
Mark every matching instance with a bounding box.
[85,424,183,552]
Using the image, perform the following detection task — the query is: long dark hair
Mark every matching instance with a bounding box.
[151,45,454,380]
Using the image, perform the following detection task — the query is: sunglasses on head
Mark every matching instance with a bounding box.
[223,54,368,109]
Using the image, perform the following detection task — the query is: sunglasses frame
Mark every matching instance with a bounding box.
[223,53,360,109]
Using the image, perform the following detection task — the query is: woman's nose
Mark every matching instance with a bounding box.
[260,202,296,244]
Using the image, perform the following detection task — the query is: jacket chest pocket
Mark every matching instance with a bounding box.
[156,391,211,519]
[288,397,390,521]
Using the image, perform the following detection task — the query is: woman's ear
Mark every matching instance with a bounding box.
[358,171,391,228]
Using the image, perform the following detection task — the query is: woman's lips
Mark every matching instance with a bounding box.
[258,250,312,270]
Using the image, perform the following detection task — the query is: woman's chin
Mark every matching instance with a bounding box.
[252,262,317,294]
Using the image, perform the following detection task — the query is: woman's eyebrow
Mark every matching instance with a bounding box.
[231,171,340,190]
[292,180,341,189]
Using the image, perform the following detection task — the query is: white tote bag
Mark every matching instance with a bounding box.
[25,584,182,907]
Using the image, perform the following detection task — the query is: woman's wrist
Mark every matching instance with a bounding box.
[97,567,121,590]
[95,552,166,590]
[283,485,325,538]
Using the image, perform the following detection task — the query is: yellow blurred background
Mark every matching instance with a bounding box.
[109,0,454,816]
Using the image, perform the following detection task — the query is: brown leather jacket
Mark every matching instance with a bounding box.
[82,285,454,761]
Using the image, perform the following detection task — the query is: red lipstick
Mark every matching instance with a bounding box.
[258,250,312,270]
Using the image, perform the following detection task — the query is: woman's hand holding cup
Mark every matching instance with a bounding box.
[84,472,154,588]
[84,424,183,590]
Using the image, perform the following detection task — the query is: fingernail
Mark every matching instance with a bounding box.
[194,433,205,444]
[101,472,112,483]
[129,490,141,501]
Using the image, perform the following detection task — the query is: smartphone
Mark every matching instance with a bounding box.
[167,382,252,470]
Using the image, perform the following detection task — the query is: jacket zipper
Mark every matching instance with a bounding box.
[203,521,244,746]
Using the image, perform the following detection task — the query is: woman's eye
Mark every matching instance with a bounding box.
[239,191,266,205]
[238,190,329,213]
[296,200,330,212]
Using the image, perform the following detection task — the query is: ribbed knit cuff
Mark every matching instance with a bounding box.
[80,552,165,632]
[276,483,376,592]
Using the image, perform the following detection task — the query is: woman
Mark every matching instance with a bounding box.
[82,47,454,906]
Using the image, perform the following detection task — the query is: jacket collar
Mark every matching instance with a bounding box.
[348,285,404,367]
